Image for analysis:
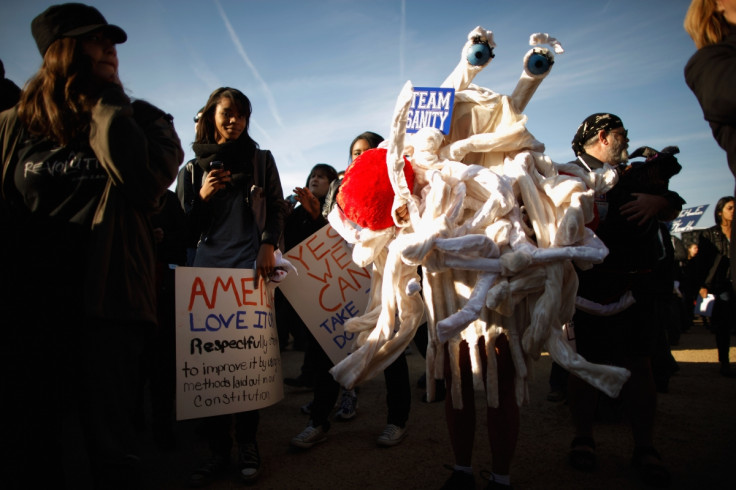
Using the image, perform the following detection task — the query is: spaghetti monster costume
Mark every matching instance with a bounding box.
[327,27,631,411]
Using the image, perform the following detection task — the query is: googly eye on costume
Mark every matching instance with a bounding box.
[526,48,554,76]
[466,40,494,66]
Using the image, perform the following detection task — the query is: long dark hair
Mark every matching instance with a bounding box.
[17,37,100,145]
[348,131,383,163]
[714,196,734,225]
[195,87,257,147]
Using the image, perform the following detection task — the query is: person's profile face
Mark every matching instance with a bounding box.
[721,200,735,223]
[604,128,629,165]
[80,30,118,84]
[717,0,736,25]
[213,97,245,144]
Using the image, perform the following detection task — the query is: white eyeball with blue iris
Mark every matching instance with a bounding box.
[466,41,493,66]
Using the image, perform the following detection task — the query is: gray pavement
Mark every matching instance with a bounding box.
[135,322,736,489]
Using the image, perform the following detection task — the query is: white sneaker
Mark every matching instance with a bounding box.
[377,424,407,447]
[334,390,357,421]
[290,425,327,449]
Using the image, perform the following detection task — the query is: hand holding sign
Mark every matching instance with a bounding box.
[175,267,284,420]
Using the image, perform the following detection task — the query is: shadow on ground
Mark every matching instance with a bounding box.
[137,322,736,489]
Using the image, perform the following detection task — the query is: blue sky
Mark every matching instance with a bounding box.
[1,0,729,230]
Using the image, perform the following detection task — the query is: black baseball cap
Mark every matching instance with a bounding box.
[31,3,127,56]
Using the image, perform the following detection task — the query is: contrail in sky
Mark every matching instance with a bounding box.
[214,0,284,128]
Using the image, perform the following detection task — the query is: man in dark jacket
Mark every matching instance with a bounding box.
[566,113,683,488]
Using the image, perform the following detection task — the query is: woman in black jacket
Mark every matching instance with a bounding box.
[684,0,736,287]
[0,4,182,488]
[177,86,286,486]
[694,196,736,376]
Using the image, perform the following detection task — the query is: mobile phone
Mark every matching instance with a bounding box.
[210,161,224,170]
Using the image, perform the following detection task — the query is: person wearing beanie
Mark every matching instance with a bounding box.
[0,3,182,488]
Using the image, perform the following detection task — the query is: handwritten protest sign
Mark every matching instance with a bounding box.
[175,267,283,421]
[278,224,372,364]
[670,204,709,233]
[406,87,455,134]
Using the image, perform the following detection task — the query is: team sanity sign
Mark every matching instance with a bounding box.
[406,87,455,134]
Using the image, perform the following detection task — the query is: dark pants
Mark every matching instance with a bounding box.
[712,295,736,364]
[3,314,150,490]
[204,410,260,458]
[384,351,411,427]
[308,331,411,429]
[309,333,340,429]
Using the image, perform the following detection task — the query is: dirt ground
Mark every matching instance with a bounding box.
[137,321,736,489]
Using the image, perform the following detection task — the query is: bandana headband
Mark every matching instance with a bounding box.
[571,113,623,156]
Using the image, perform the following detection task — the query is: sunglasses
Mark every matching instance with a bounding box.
[608,128,628,138]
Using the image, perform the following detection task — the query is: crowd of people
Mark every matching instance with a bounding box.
[1,2,735,490]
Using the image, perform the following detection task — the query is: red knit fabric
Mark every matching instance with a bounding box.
[337,148,414,231]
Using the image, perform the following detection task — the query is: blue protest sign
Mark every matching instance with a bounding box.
[406,87,455,134]
[669,204,709,233]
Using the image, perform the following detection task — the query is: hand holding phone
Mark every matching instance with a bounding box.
[200,161,229,202]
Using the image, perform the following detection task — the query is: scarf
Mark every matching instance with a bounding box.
[192,137,256,187]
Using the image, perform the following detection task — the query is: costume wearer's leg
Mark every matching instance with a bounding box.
[444,341,477,467]
[384,351,411,427]
[309,335,340,429]
[413,322,429,358]
[486,335,519,475]
[234,409,260,444]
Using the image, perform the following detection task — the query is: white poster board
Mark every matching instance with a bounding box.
[277,224,372,364]
[175,267,283,421]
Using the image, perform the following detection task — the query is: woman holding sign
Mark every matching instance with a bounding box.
[291,131,412,449]
[278,163,339,361]
[177,87,286,486]
[0,4,182,488]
